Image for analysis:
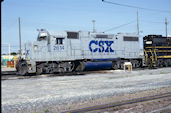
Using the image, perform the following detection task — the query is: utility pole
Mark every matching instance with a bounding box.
[165,17,168,37]
[8,44,10,61]
[18,17,22,55]
[137,10,139,35]
[92,20,96,33]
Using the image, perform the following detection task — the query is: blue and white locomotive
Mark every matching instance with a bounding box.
[16,29,143,75]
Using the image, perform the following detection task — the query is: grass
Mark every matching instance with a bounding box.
[45,108,49,113]
[160,71,168,74]
[33,108,49,113]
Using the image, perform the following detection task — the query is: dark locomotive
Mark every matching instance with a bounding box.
[143,35,171,68]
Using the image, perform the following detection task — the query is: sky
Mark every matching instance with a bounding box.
[2,0,171,54]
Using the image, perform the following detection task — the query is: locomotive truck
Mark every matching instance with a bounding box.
[16,29,143,75]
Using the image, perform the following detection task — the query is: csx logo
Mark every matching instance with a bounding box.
[89,40,114,52]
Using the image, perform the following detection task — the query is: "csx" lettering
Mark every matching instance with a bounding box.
[89,40,114,52]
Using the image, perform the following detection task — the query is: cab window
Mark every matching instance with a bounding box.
[56,38,64,45]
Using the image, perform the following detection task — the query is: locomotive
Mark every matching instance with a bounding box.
[16,29,143,75]
[143,35,171,68]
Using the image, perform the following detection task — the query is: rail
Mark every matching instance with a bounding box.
[63,92,171,113]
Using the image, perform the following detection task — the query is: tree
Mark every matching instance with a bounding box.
[10,52,17,55]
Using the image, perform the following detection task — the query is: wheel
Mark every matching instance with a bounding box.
[157,59,163,68]
[70,62,75,72]
[112,62,118,70]
[18,62,28,76]
[164,61,168,67]
[120,62,124,69]
[59,67,64,73]
[36,67,43,75]
[147,58,153,68]
[66,62,75,72]
[134,60,141,68]
[132,62,136,68]
[136,61,142,68]
[75,62,85,72]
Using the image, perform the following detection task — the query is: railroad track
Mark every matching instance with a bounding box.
[1,71,17,75]
[1,72,84,80]
[63,92,171,113]
[0,68,165,80]
[1,70,111,80]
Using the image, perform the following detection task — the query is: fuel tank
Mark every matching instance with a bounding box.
[84,61,112,71]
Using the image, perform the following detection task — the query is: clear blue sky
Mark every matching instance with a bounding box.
[2,0,171,54]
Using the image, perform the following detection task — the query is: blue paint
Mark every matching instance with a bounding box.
[99,41,105,52]
[104,41,114,52]
[84,61,112,71]
[53,45,64,51]
[89,40,114,53]
[89,40,98,52]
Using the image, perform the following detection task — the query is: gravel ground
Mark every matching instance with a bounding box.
[99,96,171,113]
[2,67,171,113]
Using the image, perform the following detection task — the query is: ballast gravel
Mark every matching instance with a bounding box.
[2,68,171,113]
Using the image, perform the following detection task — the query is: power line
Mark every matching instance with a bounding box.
[103,20,136,32]
[141,20,164,24]
[141,20,170,24]
[102,0,171,13]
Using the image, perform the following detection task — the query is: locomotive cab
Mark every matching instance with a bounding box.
[37,29,51,44]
